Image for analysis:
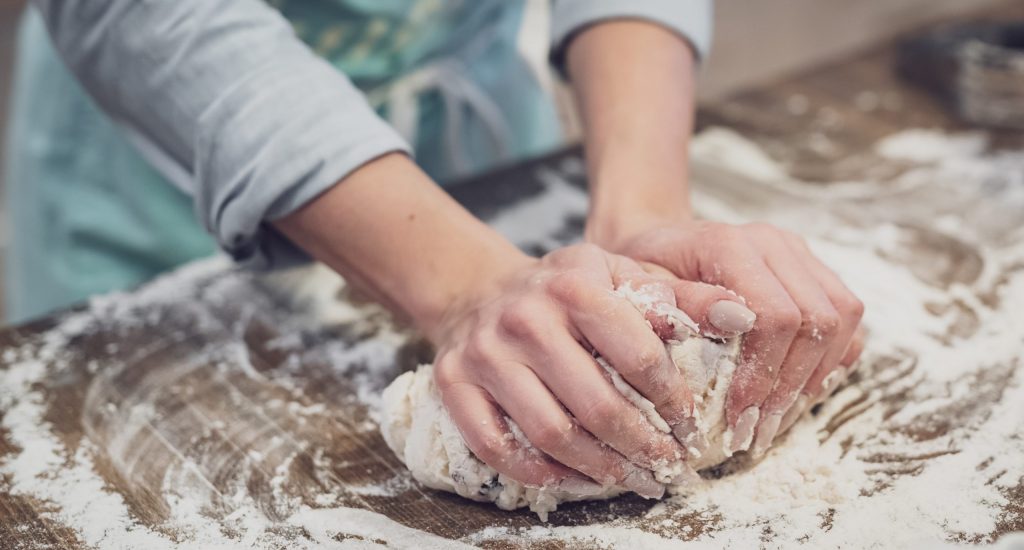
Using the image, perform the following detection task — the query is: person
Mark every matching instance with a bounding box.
[5,1,864,495]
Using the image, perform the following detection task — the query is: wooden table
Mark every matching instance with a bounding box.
[3,6,1024,549]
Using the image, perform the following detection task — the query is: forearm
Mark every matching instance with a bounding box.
[566,20,698,247]
[274,153,530,340]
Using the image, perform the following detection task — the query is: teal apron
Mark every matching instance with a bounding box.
[4,0,563,323]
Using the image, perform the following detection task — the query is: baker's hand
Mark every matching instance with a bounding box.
[431,243,748,495]
[594,221,865,457]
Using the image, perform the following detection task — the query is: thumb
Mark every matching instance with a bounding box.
[667,279,756,338]
[608,257,687,340]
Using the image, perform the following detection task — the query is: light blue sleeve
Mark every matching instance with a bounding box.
[31,0,411,269]
[549,0,714,72]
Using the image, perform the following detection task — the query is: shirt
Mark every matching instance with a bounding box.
[30,0,712,269]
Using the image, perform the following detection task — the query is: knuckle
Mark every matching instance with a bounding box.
[546,271,591,305]
[715,223,747,244]
[800,309,841,341]
[745,222,787,240]
[744,221,775,234]
[634,344,667,375]
[533,421,574,452]
[659,394,692,425]
[462,329,499,366]
[637,435,673,464]
[578,398,619,429]
[727,371,767,406]
[633,350,671,393]
[838,294,866,320]
[432,356,461,388]
[471,432,507,465]
[764,305,803,335]
[498,301,547,341]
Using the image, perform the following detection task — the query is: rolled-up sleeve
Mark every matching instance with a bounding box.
[550,0,713,73]
[32,0,411,269]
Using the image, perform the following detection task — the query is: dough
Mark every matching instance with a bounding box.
[379,285,742,520]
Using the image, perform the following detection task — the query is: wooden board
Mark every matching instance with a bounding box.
[3,8,1024,549]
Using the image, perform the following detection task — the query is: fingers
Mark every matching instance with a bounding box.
[478,363,666,498]
[556,275,699,455]
[760,235,866,442]
[514,327,687,472]
[438,379,575,488]
[697,236,798,454]
[749,237,839,457]
[802,336,859,406]
[841,326,866,369]
[776,327,866,436]
[605,223,867,456]
[776,392,810,436]
[620,263,756,457]
[784,235,865,406]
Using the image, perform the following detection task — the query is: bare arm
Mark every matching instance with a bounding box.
[274,153,737,495]
[567,20,697,247]
[567,20,865,457]
[274,153,524,338]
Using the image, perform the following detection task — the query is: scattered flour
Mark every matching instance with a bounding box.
[0,127,1022,548]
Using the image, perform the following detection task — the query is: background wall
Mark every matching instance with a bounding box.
[700,0,1011,100]
[0,0,1014,319]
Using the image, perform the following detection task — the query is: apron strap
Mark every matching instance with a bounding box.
[365,22,515,176]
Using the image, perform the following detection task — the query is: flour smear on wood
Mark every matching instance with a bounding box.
[1,128,1023,549]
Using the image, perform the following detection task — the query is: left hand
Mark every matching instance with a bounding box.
[591,220,865,457]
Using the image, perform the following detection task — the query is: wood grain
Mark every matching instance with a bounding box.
[2,9,1024,548]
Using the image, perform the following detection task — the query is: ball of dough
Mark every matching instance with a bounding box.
[379,285,743,520]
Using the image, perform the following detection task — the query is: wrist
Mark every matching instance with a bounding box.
[274,152,533,343]
[585,162,693,252]
[565,17,699,254]
[414,244,535,343]
[585,211,686,254]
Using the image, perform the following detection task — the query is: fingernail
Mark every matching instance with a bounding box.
[779,394,809,434]
[672,415,709,460]
[709,301,756,334]
[557,476,605,496]
[623,468,665,499]
[751,413,782,458]
[727,406,760,454]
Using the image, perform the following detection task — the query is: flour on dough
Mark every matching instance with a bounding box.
[380,284,742,520]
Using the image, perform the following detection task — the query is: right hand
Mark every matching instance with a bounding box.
[592,220,866,456]
[429,243,753,497]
